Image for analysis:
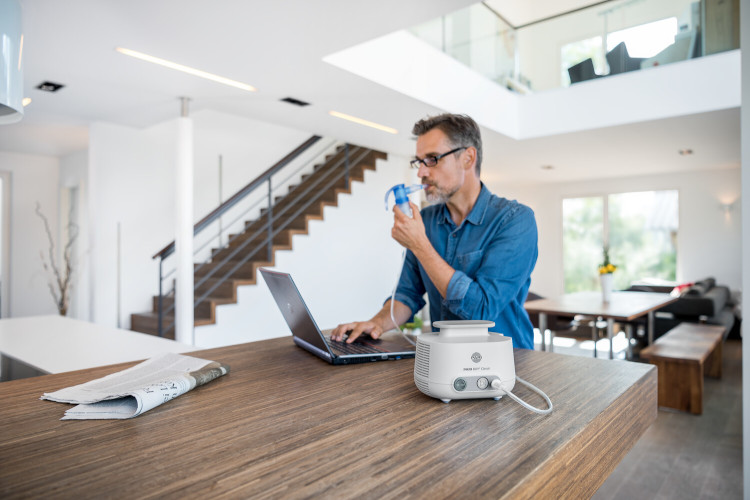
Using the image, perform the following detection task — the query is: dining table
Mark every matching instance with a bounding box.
[524,291,678,359]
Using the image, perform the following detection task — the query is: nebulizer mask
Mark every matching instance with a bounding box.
[384,183,426,217]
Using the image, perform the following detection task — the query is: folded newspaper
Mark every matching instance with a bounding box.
[41,353,229,420]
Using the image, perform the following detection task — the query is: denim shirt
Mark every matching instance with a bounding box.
[393,184,538,349]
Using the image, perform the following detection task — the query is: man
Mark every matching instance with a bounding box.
[331,113,538,349]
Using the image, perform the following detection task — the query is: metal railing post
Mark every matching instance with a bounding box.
[267,178,273,262]
[344,144,350,189]
[157,258,164,337]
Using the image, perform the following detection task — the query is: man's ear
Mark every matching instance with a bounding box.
[463,146,477,172]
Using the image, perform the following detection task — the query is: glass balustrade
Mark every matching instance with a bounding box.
[410,0,739,93]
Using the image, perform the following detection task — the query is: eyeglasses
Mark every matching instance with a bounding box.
[410,146,467,169]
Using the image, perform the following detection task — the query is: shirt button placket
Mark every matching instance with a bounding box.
[446,229,460,267]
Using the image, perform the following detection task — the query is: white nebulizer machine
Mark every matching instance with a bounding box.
[414,321,552,414]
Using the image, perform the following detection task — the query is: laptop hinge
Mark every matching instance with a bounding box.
[294,337,333,360]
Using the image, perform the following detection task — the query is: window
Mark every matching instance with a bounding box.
[562,190,678,292]
[562,196,604,293]
[606,17,678,58]
[561,17,679,86]
[561,35,606,85]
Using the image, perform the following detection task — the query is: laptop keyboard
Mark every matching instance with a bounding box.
[327,338,386,355]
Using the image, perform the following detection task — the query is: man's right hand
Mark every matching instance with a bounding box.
[330,321,384,344]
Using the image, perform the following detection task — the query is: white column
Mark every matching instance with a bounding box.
[175,97,194,345]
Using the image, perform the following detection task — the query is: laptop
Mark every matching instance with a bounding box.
[259,268,416,365]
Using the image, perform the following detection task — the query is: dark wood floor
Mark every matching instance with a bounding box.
[593,339,743,499]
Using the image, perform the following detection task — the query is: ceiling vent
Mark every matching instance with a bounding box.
[280,97,310,107]
[36,81,65,92]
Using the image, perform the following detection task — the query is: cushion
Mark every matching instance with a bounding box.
[671,282,694,294]
[683,282,708,296]
[666,285,730,317]
[693,277,716,291]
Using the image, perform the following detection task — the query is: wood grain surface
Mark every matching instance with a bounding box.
[0,336,656,499]
[640,323,725,365]
[640,323,725,414]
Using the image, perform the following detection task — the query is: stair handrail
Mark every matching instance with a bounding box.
[189,145,370,311]
[152,135,323,261]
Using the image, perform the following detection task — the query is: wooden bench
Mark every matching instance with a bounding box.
[640,322,725,414]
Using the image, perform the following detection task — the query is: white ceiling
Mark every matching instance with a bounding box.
[0,0,740,184]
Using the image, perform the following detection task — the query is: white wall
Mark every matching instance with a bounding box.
[88,121,175,328]
[492,167,742,298]
[195,154,417,348]
[192,110,312,223]
[0,151,60,317]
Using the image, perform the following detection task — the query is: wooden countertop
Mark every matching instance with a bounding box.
[0,336,657,499]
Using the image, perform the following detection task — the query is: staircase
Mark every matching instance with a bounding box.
[131,142,387,338]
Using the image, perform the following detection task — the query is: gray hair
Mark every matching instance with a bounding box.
[412,113,483,175]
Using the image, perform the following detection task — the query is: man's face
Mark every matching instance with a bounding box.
[415,128,467,204]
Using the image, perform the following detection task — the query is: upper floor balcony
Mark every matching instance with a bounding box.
[324,0,740,139]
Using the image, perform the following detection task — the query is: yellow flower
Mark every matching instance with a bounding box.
[599,263,617,274]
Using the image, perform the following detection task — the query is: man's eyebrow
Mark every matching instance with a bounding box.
[414,152,438,160]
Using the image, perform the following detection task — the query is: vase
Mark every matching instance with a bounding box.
[600,273,613,303]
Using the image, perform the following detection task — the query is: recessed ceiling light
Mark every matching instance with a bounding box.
[329,110,398,134]
[678,149,693,156]
[22,97,31,106]
[115,47,257,92]
[280,97,310,107]
[36,81,64,92]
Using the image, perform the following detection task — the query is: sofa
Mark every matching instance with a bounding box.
[627,277,738,340]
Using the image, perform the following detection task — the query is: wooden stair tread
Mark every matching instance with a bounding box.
[132,311,214,327]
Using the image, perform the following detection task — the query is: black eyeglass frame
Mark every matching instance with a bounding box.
[410,146,467,170]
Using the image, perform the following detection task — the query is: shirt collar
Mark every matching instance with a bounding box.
[439,183,490,227]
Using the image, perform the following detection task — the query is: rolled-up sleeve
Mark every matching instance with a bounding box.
[444,204,538,321]
[390,250,427,315]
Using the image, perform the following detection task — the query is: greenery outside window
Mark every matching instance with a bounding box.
[563,190,678,292]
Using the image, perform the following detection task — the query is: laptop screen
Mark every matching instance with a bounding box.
[260,269,332,354]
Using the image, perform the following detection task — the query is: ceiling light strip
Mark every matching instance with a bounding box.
[329,110,398,134]
[115,47,256,92]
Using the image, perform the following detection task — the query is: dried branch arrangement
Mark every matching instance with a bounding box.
[35,202,78,316]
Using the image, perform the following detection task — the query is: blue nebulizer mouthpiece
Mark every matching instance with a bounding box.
[384,184,426,217]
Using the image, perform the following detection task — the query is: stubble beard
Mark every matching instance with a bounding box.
[423,182,459,204]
